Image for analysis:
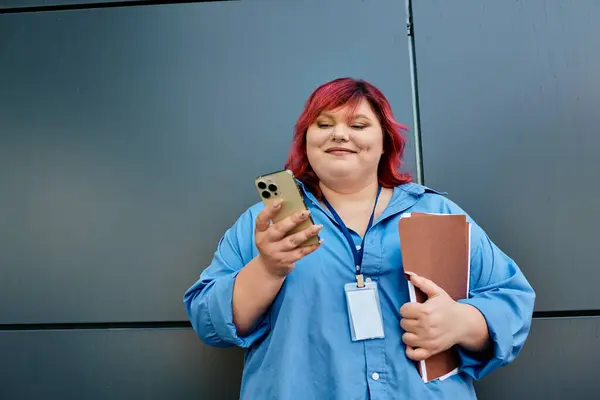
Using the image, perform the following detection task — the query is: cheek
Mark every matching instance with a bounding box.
[305,129,326,163]
[355,133,384,154]
[306,128,329,146]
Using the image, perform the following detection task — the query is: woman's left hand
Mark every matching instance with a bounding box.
[399,274,469,361]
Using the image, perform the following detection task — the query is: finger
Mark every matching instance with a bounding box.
[268,210,311,241]
[406,346,432,362]
[400,302,425,319]
[400,317,419,333]
[409,274,445,298]
[281,224,323,250]
[287,241,322,263]
[255,200,284,232]
[402,332,423,348]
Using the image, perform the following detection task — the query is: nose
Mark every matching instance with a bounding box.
[330,125,350,142]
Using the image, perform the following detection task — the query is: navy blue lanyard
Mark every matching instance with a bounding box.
[322,185,382,286]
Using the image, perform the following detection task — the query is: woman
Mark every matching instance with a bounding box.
[184,78,535,399]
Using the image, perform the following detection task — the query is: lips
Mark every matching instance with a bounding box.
[325,147,356,154]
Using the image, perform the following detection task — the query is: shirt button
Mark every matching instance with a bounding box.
[356,245,361,250]
[371,372,380,381]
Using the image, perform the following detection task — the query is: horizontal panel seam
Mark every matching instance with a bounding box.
[2,310,600,331]
[0,0,236,14]
[0,321,192,331]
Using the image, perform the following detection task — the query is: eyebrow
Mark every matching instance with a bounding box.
[318,112,372,121]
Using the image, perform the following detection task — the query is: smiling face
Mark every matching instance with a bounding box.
[305,98,384,184]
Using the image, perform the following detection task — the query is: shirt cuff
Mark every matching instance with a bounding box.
[207,270,270,348]
[456,296,512,380]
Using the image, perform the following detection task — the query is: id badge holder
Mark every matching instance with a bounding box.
[344,280,385,341]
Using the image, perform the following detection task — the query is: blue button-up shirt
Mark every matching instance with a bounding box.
[184,182,535,399]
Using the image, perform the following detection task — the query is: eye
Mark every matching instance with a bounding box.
[351,124,367,130]
[317,122,333,129]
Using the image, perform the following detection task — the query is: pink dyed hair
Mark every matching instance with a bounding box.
[284,77,412,198]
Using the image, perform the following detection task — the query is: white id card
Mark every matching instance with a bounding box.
[344,281,385,341]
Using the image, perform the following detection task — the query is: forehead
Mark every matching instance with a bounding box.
[319,98,375,119]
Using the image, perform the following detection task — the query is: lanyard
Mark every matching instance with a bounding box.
[322,185,382,287]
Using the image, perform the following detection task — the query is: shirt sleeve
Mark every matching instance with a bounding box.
[183,207,269,348]
[437,197,536,380]
[456,216,536,380]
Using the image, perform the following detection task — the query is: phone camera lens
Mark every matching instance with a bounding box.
[261,191,271,199]
[257,181,267,190]
[268,184,278,192]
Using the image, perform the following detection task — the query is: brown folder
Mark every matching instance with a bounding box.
[398,212,471,383]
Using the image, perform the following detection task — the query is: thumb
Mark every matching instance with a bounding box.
[410,274,445,298]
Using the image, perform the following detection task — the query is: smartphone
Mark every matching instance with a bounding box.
[254,169,320,247]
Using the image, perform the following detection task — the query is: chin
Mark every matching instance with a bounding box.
[317,166,357,180]
[309,156,365,181]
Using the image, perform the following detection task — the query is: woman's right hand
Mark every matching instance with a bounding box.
[254,199,323,278]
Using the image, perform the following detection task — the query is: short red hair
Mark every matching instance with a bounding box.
[284,77,412,198]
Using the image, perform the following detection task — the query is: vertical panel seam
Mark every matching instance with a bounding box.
[405,0,425,185]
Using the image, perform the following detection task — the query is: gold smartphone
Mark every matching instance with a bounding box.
[254,169,320,247]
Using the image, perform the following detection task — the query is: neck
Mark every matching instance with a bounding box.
[319,175,380,205]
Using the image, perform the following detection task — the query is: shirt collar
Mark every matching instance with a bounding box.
[296,179,446,222]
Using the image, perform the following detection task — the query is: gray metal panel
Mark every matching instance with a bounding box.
[0,0,417,324]
[412,0,600,311]
[475,317,600,400]
[0,0,142,9]
[0,328,243,400]
[2,320,598,400]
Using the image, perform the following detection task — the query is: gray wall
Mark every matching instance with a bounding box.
[474,317,600,400]
[0,0,146,10]
[1,0,598,399]
[0,329,242,400]
[413,0,600,313]
[411,0,600,398]
[0,0,416,398]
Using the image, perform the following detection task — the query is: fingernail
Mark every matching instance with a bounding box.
[300,210,309,218]
[274,200,283,208]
